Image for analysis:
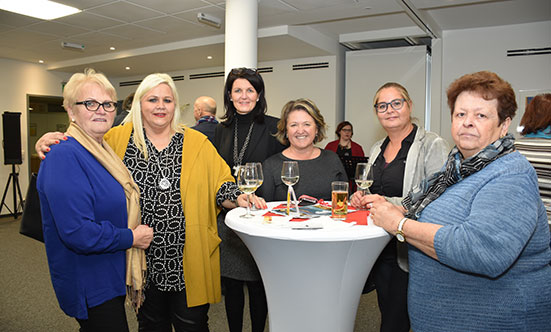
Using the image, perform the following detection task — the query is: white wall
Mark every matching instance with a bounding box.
[344,46,428,152]
[0,58,71,215]
[440,21,551,143]
[112,55,341,147]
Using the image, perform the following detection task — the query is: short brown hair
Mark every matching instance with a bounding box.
[447,71,517,125]
[275,98,327,145]
[520,93,551,135]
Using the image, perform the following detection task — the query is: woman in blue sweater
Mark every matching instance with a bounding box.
[38,69,153,331]
[370,71,551,332]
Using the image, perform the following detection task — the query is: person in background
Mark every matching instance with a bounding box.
[214,67,285,332]
[515,93,551,221]
[350,82,449,332]
[37,69,153,331]
[259,98,347,201]
[324,121,365,157]
[112,92,134,127]
[36,72,253,332]
[371,71,551,332]
[192,96,218,142]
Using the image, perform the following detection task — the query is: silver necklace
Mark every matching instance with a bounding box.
[232,117,255,176]
[148,140,170,190]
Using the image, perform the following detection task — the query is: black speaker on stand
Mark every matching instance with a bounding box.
[1,112,24,219]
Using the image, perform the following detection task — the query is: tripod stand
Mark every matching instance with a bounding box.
[1,164,23,219]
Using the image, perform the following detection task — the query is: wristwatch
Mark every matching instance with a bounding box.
[396,217,408,243]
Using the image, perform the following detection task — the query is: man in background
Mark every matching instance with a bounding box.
[192,96,218,142]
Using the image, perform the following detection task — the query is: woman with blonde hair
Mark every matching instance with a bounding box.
[37,69,153,331]
[350,82,448,332]
[37,72,251,332]
[259,98,347,201]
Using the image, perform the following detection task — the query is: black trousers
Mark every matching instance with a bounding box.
[222,277,268,332]
[137,285,210,332]
[77,295,129,332]
[370,238,410,332]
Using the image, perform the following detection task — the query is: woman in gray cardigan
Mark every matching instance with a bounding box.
[350,82,448,332]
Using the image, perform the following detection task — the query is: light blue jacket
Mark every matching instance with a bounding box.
[409,151,551,332]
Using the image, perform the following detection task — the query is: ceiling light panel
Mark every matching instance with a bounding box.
[0,0,81,20]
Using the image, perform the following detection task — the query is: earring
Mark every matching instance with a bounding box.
[230,98,233,101]
[256,99,259,102]
[71,118,75,122]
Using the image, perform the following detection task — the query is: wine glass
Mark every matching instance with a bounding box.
[281,161,299,215]
[237,164,259,218]
[355,162,374,194]
[246,162,263,210]
[355,162,374,210]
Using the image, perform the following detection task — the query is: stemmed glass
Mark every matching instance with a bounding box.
[247,162,263,210]
[355,162,374,210]
[237,164,260,218]
[355,162,374,194]
[281,161,299,215]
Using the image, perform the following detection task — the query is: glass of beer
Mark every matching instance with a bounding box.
[331,181,349,220]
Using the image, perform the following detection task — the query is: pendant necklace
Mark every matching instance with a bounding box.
[148,140,171,190]
[232,116,255,176]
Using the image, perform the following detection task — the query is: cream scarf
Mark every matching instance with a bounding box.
[66,122,146,310]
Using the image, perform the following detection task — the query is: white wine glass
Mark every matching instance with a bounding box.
[237,164,259,218]
[355,162,374,211]
[247,162,263,210]
[281,161,299,215]
[355,162,374,194]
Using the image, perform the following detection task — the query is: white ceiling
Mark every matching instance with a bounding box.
[0,0,549,77]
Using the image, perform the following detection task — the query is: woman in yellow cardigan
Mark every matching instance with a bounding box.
[37,73,254,332]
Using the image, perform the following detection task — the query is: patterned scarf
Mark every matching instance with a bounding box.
[402,134,516,220]
[66,122,146,311]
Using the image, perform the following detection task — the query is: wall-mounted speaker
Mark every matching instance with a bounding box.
[2,112,22,165]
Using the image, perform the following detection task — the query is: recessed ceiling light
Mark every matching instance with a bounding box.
[109,46,116,51]
[125,66,130,70]
[0,0,81,20]
[38,60,44,63]
[207,55,213,60]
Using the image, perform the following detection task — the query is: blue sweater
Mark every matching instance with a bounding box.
[408,151,551,331]
[37,138,134,319]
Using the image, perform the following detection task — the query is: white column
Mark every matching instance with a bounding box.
[224,0,258,79]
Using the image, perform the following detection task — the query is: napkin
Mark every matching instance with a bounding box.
[343,210,370,226]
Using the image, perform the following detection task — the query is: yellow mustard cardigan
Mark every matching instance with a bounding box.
[104,122,233,306]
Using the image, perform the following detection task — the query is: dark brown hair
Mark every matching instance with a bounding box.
[447,71,517,125]
[520,93,551,135]
[221,68,266,126]
[335,121,353,138]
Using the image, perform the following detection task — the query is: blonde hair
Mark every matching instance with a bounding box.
[63,68,116,113]
[124,73,182,159]
[275,98,327,145]
[372,82,413,113]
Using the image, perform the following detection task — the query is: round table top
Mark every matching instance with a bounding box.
[225,201,390,242]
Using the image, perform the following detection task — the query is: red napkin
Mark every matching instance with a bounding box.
[343,209,370,226]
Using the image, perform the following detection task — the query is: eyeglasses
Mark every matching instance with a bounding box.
[374,98,407,113]
[340,128,352,132]
[75,100,117,112]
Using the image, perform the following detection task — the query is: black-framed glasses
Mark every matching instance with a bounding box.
[374,98,407,113]
[75,100,117,112]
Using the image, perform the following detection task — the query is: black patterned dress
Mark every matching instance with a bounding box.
[123,131,239,291]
